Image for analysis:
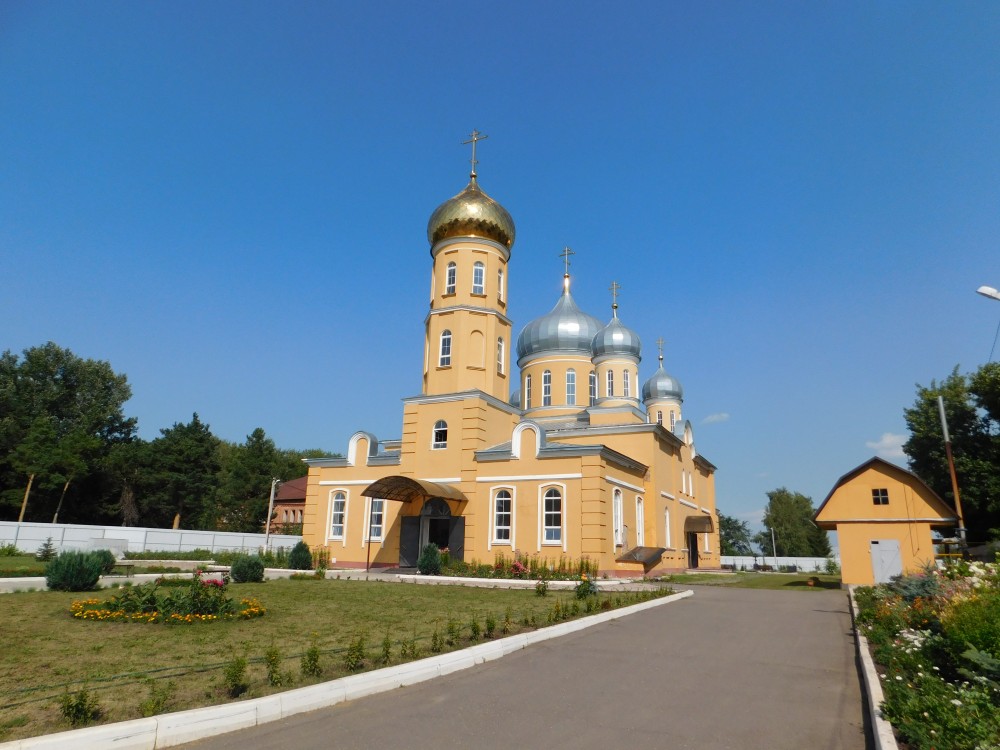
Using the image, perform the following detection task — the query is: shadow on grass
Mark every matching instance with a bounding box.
[783,578,842,590]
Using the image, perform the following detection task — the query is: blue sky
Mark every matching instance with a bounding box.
[3,2,998,532]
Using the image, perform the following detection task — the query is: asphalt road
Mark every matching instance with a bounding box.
[186,585,870,750]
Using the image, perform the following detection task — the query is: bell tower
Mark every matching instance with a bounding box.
[423,131,515,402]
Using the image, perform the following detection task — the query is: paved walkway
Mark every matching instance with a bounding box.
[184,585,870,750]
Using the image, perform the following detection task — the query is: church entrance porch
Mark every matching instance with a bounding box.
[399,497,465,567]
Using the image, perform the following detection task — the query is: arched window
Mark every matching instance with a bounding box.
[329,490,347,539]
[543,488,562,543]
[439,330,452,367]
[636,497,645,546]
[445,262,456,295]
[623,370,631,398]
[613,488,624,547]
[497,268,504,302]
[525,374,532,408]
[656,410,663,426]
[566,369,576,406]
[472,261,485,295]
[497,337,505,374]
[664,507,672,548]
[542,370,552,406]
[589,371,597,405]
[432,420,448,449]
[606,370,614,398]
[494,489,512,542]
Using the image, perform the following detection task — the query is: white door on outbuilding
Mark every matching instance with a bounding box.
[870,539,903,583]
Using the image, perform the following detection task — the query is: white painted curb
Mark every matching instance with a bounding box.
[1,589,691,750]
[847,586,899,750]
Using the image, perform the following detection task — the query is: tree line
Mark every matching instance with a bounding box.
[0,342,330,531]
[719,362,1000,555]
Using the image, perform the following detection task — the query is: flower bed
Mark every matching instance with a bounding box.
[853,559,1000,750]
[69,571,266,624]
[440,550,599,580]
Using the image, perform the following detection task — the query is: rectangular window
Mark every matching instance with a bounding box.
[439,331,452,367]
[543,489,562,543]
[497,338,505,374]
[494,490,512,542]
[566,370,576,406]
[472,262,485,295]
[366,498,385,541]
[872,488,889,505]
[329,491,346,539]
[445,263,456,295]
[606,370,614,398]
[664,508,672,548]
[542,371,552,406]
[623,370,631,398]
[525,374,532,409]
[497,269,504,301]
[589,372,597,405]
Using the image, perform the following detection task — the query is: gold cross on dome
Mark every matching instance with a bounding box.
[559,246,575,276]
[462,129,488,178]
[609,280,621,309]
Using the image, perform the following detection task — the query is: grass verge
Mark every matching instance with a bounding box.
[0,578,668,741]
[656,571,842,590]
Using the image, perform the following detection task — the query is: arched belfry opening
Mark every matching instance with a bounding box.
[362,476,466,568]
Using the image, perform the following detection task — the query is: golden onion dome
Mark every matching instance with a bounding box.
[427,176,515,250]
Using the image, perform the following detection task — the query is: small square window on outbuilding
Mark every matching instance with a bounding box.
[872,488,889,505]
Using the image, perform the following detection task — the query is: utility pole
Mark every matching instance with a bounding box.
[937,396,967,545]
[263,478,280,553]
[771,528,778,570]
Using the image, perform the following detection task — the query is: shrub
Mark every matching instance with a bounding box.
[230,555,265,583]
[344,633,367,671]
[35,538,57,562]
[535,578,548,597]
[0,543,20,556]
[941,589,1000,660]
[301,635,323,678]
[139,680,175,717]
[265,644,286,687]
[59,687,101,726]
[46,551,104,591]
[92,549,117,575]
[288,541,313,570]
[575,574,599,599]
[223,654,249,697]
[417,543,441,575]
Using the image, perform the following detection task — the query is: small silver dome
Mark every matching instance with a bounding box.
[516,286,604,364]
[642,365,684,402]
[591,314,641,360]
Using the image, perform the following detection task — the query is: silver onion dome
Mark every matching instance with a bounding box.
[642,365,684,402]
[516,286,604,365]
[591,314,641,360]
[427,177,515,250]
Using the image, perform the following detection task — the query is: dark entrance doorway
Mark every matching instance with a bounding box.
[398,497,465,567]
[687,532,699,569]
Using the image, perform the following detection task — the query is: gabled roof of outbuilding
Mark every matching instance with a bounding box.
[814,456,957,527]
[276,476,308,502]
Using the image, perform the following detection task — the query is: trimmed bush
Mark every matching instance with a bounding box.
[230,554,265,583]
[46,551,104,591]
[288,541,313,570]
[92,549,117,575]
[417,543,441,575]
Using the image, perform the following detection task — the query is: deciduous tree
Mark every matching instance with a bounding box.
[754,488,831,557]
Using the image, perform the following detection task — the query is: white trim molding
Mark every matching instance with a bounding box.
[679,498,698,510]
[606,476,644,493]
[476,473,583,483]
[319,480,378,486]
[660,491,676,500]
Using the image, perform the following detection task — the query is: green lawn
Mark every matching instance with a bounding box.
[657,571,843,590]
[0,577,665,741]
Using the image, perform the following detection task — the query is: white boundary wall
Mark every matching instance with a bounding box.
[0,521,301,555]
[721,554,840,571]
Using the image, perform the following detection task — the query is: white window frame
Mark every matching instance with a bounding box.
[492,487,514,546]
[363,497,385,543]
[704,531,711,552]
[497,337,505,375]
[566,369,576,406]
[589,371,597,405]
[472,261,485,295]
[670,411,676,430]
[542,370,552,406]
[613,488,624,548]
[525,374,532,409]
[656,410,663,426]
[439,330,452,367]
[635,496,645,547]
[328,489,348,545]
[432,420,448,449]
[606,370,614,398]
[623,370,631,398]
[497,268,504,302]
[445,262,456,295]
[539,484,566,549]
[664,507,672,548]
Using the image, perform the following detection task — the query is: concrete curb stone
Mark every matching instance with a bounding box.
[847,586,899,750]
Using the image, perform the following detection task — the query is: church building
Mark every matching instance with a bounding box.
[301,136,720,576]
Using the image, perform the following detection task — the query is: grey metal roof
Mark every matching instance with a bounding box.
[516,288,604,364]
[591,313,641,360]
[642,365,684,401]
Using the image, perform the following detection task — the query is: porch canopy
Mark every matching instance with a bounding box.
[361,476,466,504]
[684,514,715,533]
